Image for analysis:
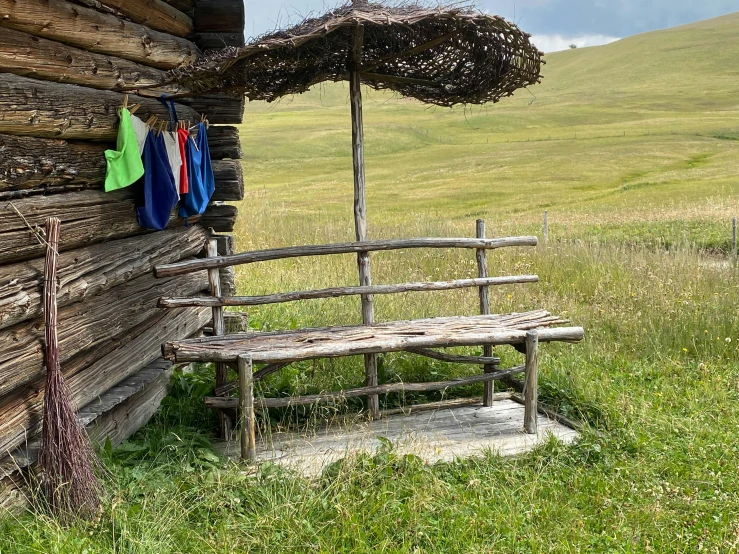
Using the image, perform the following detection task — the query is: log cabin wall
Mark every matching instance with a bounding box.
[0,0,245,507]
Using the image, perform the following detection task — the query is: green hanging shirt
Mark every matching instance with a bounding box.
[104,108,145,192]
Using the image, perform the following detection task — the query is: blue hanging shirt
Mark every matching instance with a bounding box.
[179,122,215,218]
[136,132,179,231]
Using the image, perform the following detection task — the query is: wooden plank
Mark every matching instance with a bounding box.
[0,0,200,69]
[0,270,209,398]
[180,95,245,125]
[85,0,193,37]
[238,355,256,461]
[200,203,238,233]
[207,126,243,160]
[206,367,526,410]
[0,226,208,330]
[523,330,539,434]
[0,27,179,95]
[154,236,540,278]
[193,0,245,33]
[0,306,210,457]
[163,311,584,364]
[0,74,198,140]
[158,276,540,308]
[211,160,244,201]
[0,190,195,265]
[196,32,245,51]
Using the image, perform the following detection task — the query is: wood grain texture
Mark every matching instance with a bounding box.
[0,0,200,69]
[88,0,193,37]
[180,95,245,125]
[194,0,245,33]
[206,126,243,160]
[476,219,496,406]
[196,32,245,51]
[154,236,539,278]
[523,330,539,434]
[0,27,178,95]
[0,306,209,459]
[0,190,194,264]
[0,271,209,398]
[163,311,584,364]
[0,74,198,140]
[0,226,208,331]
[238,355,256,461]
[158,276,540,308]
[211,160,244,201]
[200,203,238,233]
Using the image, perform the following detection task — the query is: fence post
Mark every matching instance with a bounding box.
[476,219,496,407]
[523,330,539,434]
[733,217,737,259]
[207,238,231,439]
[238,354,256,462]
[543,211,549,248]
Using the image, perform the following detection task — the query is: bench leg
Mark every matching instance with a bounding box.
[523,330,539,434]
[238,354,257,462]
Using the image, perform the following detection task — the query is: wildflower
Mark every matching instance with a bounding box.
[682,348,688,353]
[725,338,732,344]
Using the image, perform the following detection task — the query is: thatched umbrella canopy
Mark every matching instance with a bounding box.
[168,1,544,107]
[167,1,543,419]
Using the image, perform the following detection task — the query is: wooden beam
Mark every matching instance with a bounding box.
[0,270,209,398]
[523,330,539,434]
[0,0,200,69]
[195,32,245,51]
[211,160,244,201]
[207,238,231,439]
[158,276,540,308]
[476,219,496,407]
[0,28,180,96]
[0,226,208,331]
[200,203,238,233]
[162,0,194,15]
[407,348,501,366]
[180,95,245,125]
[0,307,210,459]
[86,0,194,37]
[0,190,195,265]
[206,367,526,409]
[207,126,243,160]
[194,0,245,34]
[154,236,539,278]
[238,355,256,461]
[0,74,198,141]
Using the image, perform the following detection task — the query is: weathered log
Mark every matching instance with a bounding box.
[194,0,245,33]
[523,330,539,434]
[162,0,194,15]
[207,126,243,160]
[0,306,210,458]
[163,311,584,364]
[0,74,198,141]
[0,0,199,69]
[407,348,501,366]
[211,160,244,202]
[0,134,107,195]
[207,239,231,439]
[476,219,496,406]
[158,276,540,308]
[154,236,539,278]
[1,136,241,197]
[238,355,256,461]
[84,0,193,37]
[206,367,526,410]
[200,203,238,233]
[0,27,178,95]
[180,95,245,124]
[381,395,512,417]
[0,270,209,398]
[0,226,208,330]
[196,32,245,51]
[0,190,196,264]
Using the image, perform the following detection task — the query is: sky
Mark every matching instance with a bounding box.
[242,1,738,52]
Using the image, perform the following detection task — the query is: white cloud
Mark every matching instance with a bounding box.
[531,34,620,52]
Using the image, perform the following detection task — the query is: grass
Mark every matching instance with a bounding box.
[3,11,739,554]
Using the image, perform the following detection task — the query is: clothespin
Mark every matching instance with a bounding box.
[123,94,129,110]
[145,115,157,127]
[129,103,141,115]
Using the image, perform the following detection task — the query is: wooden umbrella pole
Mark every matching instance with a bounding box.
[349,22,379,420]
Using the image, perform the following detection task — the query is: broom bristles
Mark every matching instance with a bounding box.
[39,217,101,520]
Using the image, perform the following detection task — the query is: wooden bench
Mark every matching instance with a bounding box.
[154,221,584,461]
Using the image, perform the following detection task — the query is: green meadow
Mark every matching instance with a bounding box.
[2,12,739,554]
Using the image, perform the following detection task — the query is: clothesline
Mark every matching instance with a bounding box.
[104,96,216,231]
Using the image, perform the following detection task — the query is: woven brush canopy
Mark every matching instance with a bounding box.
[169,2,544,107]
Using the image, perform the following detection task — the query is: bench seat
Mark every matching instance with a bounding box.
[162,309,584,365]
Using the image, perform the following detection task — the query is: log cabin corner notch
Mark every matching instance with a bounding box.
[0,0,246,509]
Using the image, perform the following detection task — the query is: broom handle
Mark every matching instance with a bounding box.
[44,217,61,374]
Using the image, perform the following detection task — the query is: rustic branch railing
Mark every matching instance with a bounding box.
[154,225,584,461]
[158,275,539,308]
[153,236,538,277]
